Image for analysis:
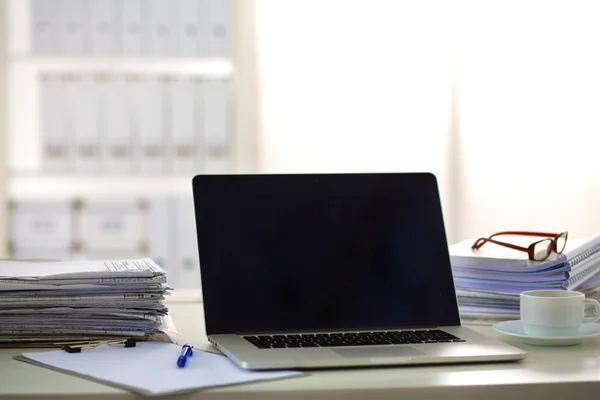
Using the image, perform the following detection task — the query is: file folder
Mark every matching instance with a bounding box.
[207,0,232,56]
[203,79,230,173]
[148,0,174,55]
[133,76,166,173]
[197,0,211,55]
[58,0,86,54]
[89,0,119,54]
[192,77,206,172]
[102,75,133,171]
[122,0,143,54]
[41,73,71,171]
[31,0,59,53]
[170,78,197,172]
[73,74,101,172]
[175,0,202,55]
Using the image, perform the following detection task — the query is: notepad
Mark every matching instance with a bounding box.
[15,342,305,396]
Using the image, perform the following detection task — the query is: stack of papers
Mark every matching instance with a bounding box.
[449,234,600,323]
[0,258,174,346]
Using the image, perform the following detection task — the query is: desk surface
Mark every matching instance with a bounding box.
[2,302,600,400]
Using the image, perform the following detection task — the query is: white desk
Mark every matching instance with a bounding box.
[1,302,600,399]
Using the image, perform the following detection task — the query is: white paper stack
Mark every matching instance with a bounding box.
[0,258,174,346]
[450,234,600,323]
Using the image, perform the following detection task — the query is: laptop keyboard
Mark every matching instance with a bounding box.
[243,329,465,349]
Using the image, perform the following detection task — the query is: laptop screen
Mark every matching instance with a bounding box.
[193,173,461,335]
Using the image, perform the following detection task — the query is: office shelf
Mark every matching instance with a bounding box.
[8,174,196,199]
[0,0,261,266]
[8,55,235,77]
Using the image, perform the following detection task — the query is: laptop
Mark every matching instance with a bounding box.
[191,172,526,370]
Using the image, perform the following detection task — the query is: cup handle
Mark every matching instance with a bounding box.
[583,299,600,323]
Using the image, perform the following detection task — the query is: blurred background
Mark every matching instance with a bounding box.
[1,0,599,291]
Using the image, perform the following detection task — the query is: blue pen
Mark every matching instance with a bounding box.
[177,344,194,368]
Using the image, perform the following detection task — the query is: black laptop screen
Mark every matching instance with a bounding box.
[193,173,461,335]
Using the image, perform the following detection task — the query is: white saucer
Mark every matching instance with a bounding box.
[493,320,600,346]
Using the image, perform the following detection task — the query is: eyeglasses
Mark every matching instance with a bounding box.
[471,231,568,261]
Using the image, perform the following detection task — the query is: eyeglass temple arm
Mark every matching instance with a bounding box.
[488,231,561,239]
[471,237,530,252]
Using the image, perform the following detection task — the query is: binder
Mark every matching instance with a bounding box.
[102,75,133,171]
[134,76,166,173]
[122,0,143,55]
[89,0,119,54]
[202,80,230,173]
[169,78,197,172]
[173,196,201,289]
[175,0,202,55]
[77,200,144,257]
[41,73,71,171]
[73,74,101,172]
[31,0,59,54]
[196,0,211,55]
[148,0,174,55]
[192,77,206,172]
[127,75,142,171]
[58,0,86,54]
[207,0,232,56]
[145,197,177,287]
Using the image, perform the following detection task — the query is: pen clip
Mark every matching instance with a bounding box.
[182,344,193,356]
[62,339,137,353]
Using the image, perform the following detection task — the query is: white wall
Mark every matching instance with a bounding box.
[455,0,600,241]
[255,0,461,238]
[255,0,600,244]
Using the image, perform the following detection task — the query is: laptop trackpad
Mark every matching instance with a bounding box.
[333,346,424,358]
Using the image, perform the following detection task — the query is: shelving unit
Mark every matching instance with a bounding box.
[9,174,196,198]
[0,0,260,265]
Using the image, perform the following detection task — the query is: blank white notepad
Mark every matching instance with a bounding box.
[16,342,304,396]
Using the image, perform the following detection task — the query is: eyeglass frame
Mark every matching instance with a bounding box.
[471,231,569,261]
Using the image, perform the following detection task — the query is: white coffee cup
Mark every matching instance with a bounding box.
[520,290,600,337]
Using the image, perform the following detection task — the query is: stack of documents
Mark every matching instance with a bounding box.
[449,234,600,323]
[0,258,174,346]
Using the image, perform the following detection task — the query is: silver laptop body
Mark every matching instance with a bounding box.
[192,173,526,370]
